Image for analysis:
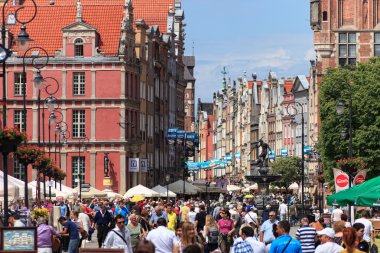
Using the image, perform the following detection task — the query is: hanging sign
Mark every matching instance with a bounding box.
[333,168,349,192]
[140,159,148,173]
[129,158,140,172]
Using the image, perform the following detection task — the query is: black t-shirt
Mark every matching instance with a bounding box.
[195,211,207,231]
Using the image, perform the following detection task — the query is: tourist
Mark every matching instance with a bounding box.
[235,226,265,253]
[183,244,203,253]
[289,203,298,227]
[174,222,203,253]
[295,217,317,253]
[262,205,271,224]
[333,220,345,245]
[194,204,207,234]
[103,214,133,253]
[78,209,91,244]
[217,209,235,253]
[203,215,219,253]
[93,202,113,248]
[115,202,130,224]
[260,211,279,245]
[310,217,325,231]
[245,206,259,232]
[269,220,302,253]
[176,221,184,242]
[341,213,352,228]
[146,217,177,253]
[355,210,374,243]
[315,228,344,253]
[58,216,80,253]
[9,211,25,227]
[352,222,370,253]
[135,240,156,253]
[139,210,151,232]
[340,227,365,253]
[166,204,178,232]
[150,206,168,227]
[126,213,143,250]
[278,201,288,221]
[37,217,60,253]
[331,205,343,223]
[189,206,197,223]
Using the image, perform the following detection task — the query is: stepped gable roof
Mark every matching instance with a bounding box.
[133,0,174,34]
[4,0,125,56]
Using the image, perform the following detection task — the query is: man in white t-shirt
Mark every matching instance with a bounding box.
[278,202,288,221]
[244,207,259,227]
[146,218,177,253]
[331,206,343,222]
[355,210,374,243]
[315,228,344,253]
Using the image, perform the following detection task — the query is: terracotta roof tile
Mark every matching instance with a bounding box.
[133,0,174,34]
[4,0,124,56]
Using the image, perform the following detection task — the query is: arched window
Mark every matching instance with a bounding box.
[74,38,84,57]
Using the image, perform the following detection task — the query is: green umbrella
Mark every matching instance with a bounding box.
[327,176,380,206]
[353,185,380,207]
[244,194,254,199]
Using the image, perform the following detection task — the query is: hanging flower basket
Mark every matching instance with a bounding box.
[16,145,45,165]
[33,156,53,174]
[336,157,366,176]
[0,127,27,153]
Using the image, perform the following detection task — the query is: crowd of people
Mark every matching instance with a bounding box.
[4,195,379,253]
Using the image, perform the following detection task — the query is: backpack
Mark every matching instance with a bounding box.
[208,226,219,244]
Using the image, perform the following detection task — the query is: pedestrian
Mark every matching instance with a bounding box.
[331,205,343,223]
[295,217,317,253]
[115,202,130,224]
[58,216,80,253]
[78,209,91,245]
[217,209,235,253]
[233,226,265,253]
[203,215,219,253]
[103,214,133,253]
[262,205,271,224]
[149,206,168,228]
[269,220,302,253]
[355,210,374,243]
[278,201,288,221]
[288,203,298,226]
[93,202,112,248]
[37,217,60,253]
[146,217,177,253]
[183,244,203,253]
[174,222,203,253]
[126,213,143,250]
[340,227,366,253]
[59,202,67,219]
[166,204,178,232]
[194,204,207,234]
[8,211,25,227]
[315,227,344,253]
[135,240,155,253]
[260,211,279,245]
[333,220,345,245]
[310,217,325,231]
[352,222,370,253]
[139,210,151,233]
[189,206,197,223]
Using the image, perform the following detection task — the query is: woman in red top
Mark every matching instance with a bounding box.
[217,209,235,253]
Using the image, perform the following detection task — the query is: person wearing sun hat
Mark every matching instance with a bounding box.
[315,227,344,253]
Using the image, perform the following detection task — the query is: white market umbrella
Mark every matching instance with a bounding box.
[124,184,160,198]
[288,182,299,190]
[102,189,123,199]
[227,184,241,192]
[152,185,177,198]
[242,184,258,193]
[53,182,78,194]
[74,186,107,199]
[29,181,74,199]
[0,170,33,199]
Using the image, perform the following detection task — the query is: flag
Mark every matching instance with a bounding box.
[333,168,349,193]
[353,169,368,186]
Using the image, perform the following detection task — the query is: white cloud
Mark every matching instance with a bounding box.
[304,48,316,61]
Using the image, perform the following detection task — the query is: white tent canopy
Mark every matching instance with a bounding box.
[124,184,160,198]
[227,185,241,192]
[152,185,177,198]
[29,181,74,199]
[166,180,201,195]
[103,189,123,199]
[53,182,78,194]
[0,170,32,199]
[74,186,107,199]
[242,184,258,193]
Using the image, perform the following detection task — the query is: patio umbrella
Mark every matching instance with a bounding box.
[327,176,380,206]
[131,195,145,202]
[227,185,241,192]
[242,184,258,193]
[244,194,254,199]
[353,185,380,207]
[151,185,177,198]
[123,184,160,198]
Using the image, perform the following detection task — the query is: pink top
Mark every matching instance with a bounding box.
[218,218,233,234]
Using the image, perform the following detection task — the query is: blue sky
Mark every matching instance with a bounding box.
[182,0,314,103]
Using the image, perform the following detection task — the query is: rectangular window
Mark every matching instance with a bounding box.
[13,159,25,181]
[14,110,25,131]
[339,32,356,66]
[14,73,26,96]
[72,110,85,138]
[374,33,380,56]
[73,73,85,95]
[72,156,85,188]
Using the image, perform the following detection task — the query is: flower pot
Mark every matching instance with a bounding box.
[0,139,22,154]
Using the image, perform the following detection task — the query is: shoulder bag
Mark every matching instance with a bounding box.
[112,230,129,245]
[281,237,292,253]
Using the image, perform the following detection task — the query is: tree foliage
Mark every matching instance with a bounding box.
[319,58,380,181]
[270,157,302,188]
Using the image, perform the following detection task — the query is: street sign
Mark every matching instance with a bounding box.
[129,158,140,172]
[140,159,148,173]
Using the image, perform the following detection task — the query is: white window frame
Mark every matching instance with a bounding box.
[14,73,25,96]
[72,156,85,188]
[72,110,85,138]
[14,110,25,131]
[13,158,25,181]
[73,72,85,95]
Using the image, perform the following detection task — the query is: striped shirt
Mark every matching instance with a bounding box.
[296,225,317,253]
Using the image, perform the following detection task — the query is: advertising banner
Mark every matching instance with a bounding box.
[185,132,195,157]
[353,169,368,186]
[281,148,288,157]
[268,150,275,160]
[140,159,148,173]
[129,158,140,173]
[333,168,349,193]
[176,130,186,146]
[167,128,178,145]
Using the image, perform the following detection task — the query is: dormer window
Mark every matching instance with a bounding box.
[74,38,84,57]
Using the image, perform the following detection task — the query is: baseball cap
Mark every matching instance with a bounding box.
[317,228,335,238]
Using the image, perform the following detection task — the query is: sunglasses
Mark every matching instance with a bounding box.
[220,212,225,214]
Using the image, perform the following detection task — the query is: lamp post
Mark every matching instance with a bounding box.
[336,91,354,221]
[165,174,170,202]
[1,0,38,225]
[286,102,305,218]
[77,135,89,201]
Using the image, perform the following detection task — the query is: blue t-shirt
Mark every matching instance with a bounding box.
[59,205,67,217]
[269,234,302,253]
[64,221,80,240]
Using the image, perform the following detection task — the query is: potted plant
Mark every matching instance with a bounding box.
[336,157,366,175]
[16,145,45,165]
[0,127,27,153]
